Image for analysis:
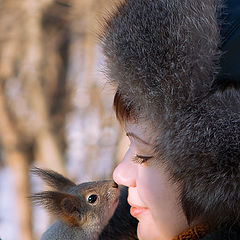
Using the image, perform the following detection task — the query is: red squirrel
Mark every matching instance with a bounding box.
[31,167,138,240]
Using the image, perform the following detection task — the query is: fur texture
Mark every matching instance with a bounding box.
[102,0,221,117]
[102,0,240,227]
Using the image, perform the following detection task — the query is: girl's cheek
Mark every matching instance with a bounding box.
[136,166,161,209]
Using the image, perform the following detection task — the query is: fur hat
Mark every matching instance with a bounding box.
[102,0,240,227]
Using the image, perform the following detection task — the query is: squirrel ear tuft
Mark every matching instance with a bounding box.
[31,191,85,226]
[30,167,76,192]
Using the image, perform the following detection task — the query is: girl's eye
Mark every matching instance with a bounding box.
[87,194,98,204]
[133,154,153,164]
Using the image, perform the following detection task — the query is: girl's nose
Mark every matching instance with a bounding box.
[113,150,136,187]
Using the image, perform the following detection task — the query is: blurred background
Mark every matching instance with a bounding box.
[0,0,128,239]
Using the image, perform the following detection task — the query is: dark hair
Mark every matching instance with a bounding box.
[113,90,136,124]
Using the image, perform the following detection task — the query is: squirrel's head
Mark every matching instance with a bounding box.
[30,168,120,230]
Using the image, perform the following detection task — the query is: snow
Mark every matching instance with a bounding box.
[0,167,19,240]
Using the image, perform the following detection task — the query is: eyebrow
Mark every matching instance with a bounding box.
[126,132,151,146]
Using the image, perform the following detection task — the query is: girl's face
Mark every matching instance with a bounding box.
[113,121,189,240]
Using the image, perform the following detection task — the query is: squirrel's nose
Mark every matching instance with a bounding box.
[112,181,118,188]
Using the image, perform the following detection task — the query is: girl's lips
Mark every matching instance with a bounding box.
[130,206,147,218]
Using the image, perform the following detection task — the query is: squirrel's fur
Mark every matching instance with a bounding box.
[31,168,138,240]
[102,0,240,227]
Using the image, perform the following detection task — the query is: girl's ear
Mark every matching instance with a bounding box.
[31,167,76,192]
[30,191,85,227]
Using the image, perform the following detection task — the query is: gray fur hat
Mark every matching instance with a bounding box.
[102,0,240,228]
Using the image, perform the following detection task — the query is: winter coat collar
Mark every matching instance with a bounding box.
[172,223,209,240]
[173,223,240,240]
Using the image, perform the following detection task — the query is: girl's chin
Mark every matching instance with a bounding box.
[137,221,155,240]
[137,224,143,240]
[136,213,162,240]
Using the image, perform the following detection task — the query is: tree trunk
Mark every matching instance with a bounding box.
[0,86,33,240]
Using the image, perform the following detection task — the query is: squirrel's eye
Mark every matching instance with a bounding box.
[87,194,98,204]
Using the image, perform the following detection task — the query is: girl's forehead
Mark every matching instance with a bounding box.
[124,121,157,145]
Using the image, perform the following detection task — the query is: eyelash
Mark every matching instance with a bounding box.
[132,155,153,164]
